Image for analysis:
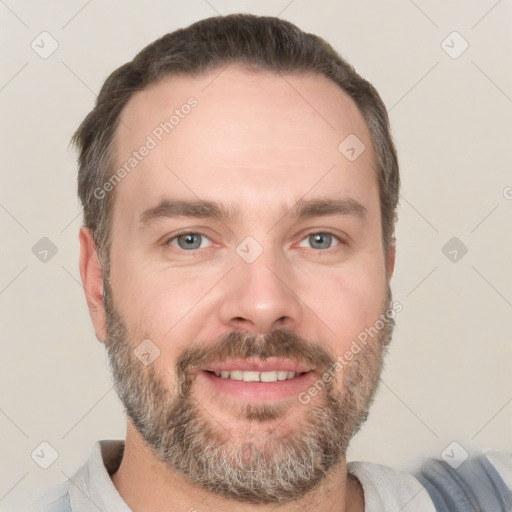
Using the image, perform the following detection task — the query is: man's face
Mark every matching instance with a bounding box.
[100,67,394,502]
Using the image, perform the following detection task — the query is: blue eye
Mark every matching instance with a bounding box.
[166,231,343,252]
[298,232,342,250]
[168,232,213,251]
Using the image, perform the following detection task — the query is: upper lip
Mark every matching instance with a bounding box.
[201,358,313,373]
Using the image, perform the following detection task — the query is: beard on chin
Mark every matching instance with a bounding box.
[103,279,394,504]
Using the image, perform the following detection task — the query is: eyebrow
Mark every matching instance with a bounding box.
[138,197,368,226]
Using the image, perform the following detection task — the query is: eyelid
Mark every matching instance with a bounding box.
[296,230,345,249]
[164,230,214,250]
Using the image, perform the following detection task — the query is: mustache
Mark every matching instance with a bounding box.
[174,328,337,388]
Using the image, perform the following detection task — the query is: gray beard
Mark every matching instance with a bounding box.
[103,279,393,504]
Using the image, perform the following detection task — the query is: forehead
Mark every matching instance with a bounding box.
[111,66,378,225]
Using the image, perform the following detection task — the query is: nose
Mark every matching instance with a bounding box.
[218,248,304,334]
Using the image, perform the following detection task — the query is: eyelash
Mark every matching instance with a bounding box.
[164,230,345,251]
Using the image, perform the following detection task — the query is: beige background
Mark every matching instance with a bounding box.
[1,0,511,506]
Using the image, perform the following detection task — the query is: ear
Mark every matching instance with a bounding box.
[386,238,396,281]
[79,226,107,343]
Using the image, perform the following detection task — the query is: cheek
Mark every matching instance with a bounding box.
[111,263,219,358]
[299,264,386,356]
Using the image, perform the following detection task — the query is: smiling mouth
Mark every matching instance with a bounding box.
[198,358,316,401]
[203,369,311,382]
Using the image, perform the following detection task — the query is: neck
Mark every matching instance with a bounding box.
[110,424,365,512]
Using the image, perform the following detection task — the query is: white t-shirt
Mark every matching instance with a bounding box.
[348,460,435,511]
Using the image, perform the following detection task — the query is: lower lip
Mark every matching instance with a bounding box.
[199,370,317,401]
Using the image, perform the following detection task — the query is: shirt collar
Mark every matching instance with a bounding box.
[68,440,130,512]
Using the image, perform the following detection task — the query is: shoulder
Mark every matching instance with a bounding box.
[348,460,436,512]
[484,450,512,493]
[416,450,512,512]
[6,480,70,512]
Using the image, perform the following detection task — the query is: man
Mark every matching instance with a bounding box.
[24,13,510,512]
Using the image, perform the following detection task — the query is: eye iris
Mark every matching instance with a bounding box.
[310,233,331,249]
[177,233,201,250]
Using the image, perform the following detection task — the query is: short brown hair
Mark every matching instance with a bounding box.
[73,13,399,277]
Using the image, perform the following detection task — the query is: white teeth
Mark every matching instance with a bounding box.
[211,370,299,382]
[260,371,278,382]
[242,371,260,382]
